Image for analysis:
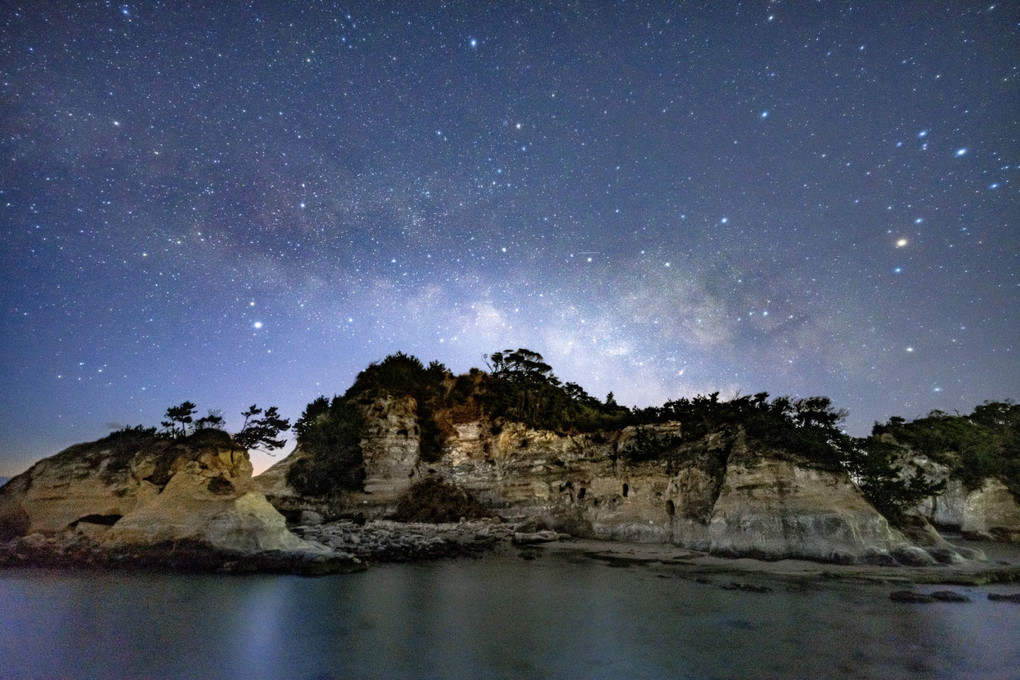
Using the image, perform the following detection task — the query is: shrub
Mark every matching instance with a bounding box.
[391,477,492,523]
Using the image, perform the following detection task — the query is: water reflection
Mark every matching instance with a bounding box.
[0,553,1018,680]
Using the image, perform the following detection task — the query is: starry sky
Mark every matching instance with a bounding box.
[1,1,1017,476]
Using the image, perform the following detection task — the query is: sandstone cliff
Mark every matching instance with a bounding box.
[911,456,1020,541]
[868,402,1020,542]
[0,429,325,557]
[257,397,947,565]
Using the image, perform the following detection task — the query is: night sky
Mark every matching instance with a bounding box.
[1,2,1017,476]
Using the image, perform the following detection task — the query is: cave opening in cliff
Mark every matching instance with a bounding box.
[73,514,123,527]
[665,500,675,516]
[622,483,629,497]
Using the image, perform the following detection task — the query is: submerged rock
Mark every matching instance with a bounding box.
[890,590,937,603]
[930,591,971,603]
[987,593,1020,603]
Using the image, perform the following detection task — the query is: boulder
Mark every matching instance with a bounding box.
[512,530,561,545]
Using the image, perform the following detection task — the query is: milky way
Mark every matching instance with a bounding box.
[1,2,1017,474]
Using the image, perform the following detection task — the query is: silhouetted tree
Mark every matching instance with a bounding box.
[161,401,197,438]
[194,409,225,431]
[234,404,291,453]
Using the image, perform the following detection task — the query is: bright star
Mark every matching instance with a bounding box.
[253,321,263,329]
[469,38,478,48]
[896,238,908,247]
[955,147,967,156]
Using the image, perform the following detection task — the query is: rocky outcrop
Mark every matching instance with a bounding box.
[921,478,1020,541]
[254,394,423,518]
[911,457,1020,541]
[360,395,421,500]
[256,398,951,565]
[704,455,907,563]
[0,430,326,559]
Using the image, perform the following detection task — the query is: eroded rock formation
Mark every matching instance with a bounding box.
[0,430,325,557]
[257,397,940,565]
[916,469,1020,541]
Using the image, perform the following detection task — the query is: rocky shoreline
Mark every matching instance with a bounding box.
[4,517,1020,585]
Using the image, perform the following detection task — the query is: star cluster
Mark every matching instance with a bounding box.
[1,2,1017,474]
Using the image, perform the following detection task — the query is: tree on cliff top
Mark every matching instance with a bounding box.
[869,400,1020,498]
[288,395,365,497]
[161,401,197,438]
[482,347,629,432]
[234,404,291,454]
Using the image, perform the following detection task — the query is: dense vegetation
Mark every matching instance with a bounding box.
[287,353,448,498]
[287,395,365,497]
[870,401,1020,499]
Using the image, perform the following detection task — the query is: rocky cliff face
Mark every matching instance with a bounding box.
[0,430,323,556]
[257,397,938,565]
[913,458,1020,541]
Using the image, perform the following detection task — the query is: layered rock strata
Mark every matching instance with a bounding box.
[0,431,326,558]
[257,398,950,565]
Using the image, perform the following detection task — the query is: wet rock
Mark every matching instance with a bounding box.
[892,546,938,567]
[512,530,561,545]
[890,590,936,603]
[720,582,772,594]
[930,591,971,603]
[987,593,1020,603]
[299,510,324,526]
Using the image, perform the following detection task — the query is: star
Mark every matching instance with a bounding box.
[0,1,1013,479]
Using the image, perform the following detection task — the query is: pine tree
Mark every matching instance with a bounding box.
[234,404,291,453]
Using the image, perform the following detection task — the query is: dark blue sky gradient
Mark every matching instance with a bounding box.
[1,1,1017,475]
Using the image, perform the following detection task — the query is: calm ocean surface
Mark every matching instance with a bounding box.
[1,548,1018,680]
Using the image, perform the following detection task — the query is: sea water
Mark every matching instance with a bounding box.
[1,550,1018,680]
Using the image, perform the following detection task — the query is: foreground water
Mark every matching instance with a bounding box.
[1,549,1018,680]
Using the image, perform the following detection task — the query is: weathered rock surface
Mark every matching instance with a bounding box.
[0,431,325,560]
[913,458,1020,541]
[705,456,907,563]
[255,398,962,565]
[256,395,425,518]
